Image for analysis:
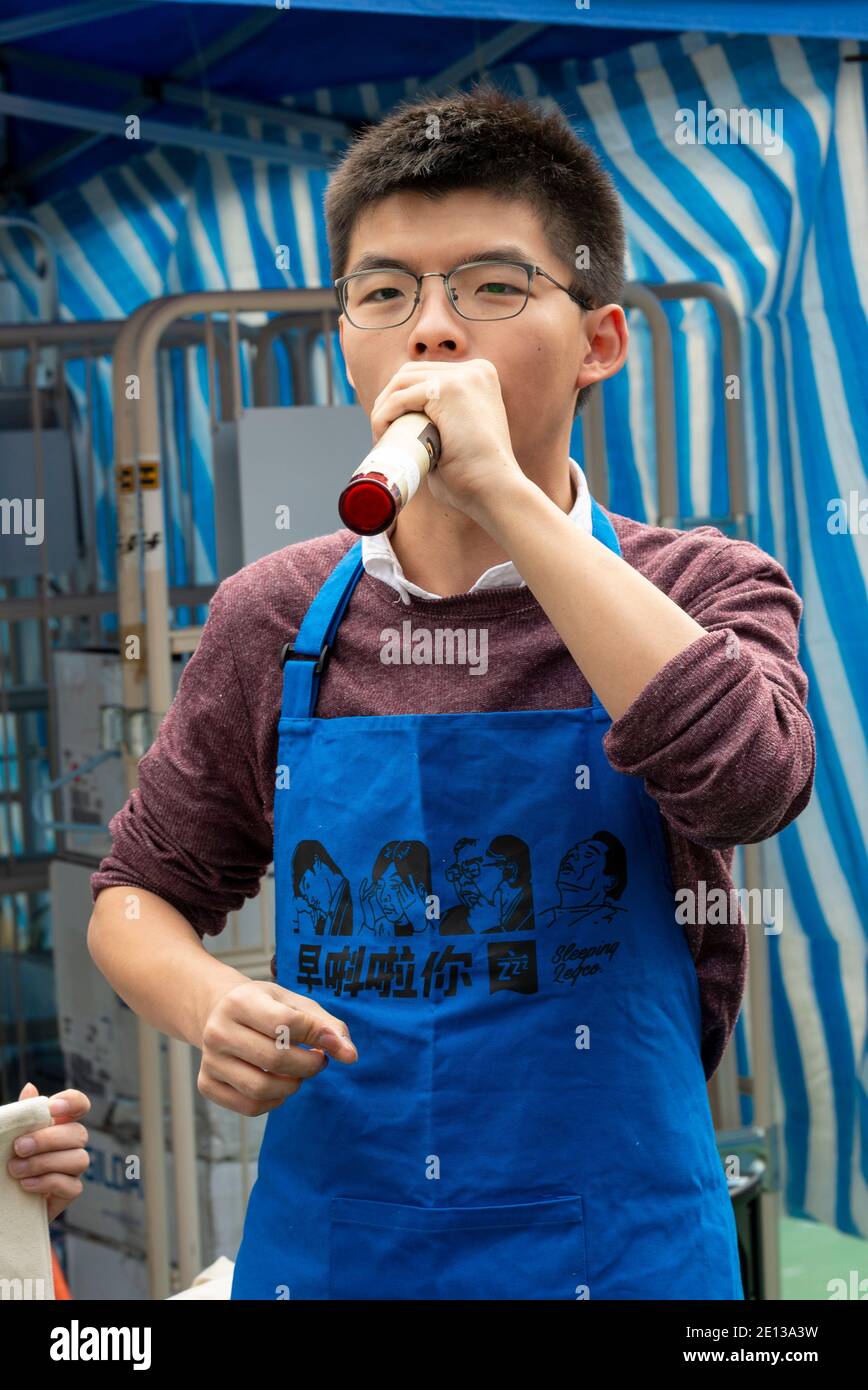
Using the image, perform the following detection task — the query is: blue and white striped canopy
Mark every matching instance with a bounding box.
[148,0,868,40]
[1,23,866,1241]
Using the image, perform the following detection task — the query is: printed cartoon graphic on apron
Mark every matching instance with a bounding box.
[286,832,627,946]
[360,840,431,936]
[441,834,535,934]
[539,830,627,930]
[285,829,625,1000]
[290,840,353,935]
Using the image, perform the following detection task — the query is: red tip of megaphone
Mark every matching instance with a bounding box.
[338,477,397,536]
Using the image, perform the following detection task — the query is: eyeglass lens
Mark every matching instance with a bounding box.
[343,262,530,327]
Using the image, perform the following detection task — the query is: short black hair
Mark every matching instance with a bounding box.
[372,839,431,891]
[324,80,625,418]
[487,834,532,889]
[292,839,341,894]
[590,830,628,900]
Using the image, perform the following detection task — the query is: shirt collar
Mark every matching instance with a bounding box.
[361,457,593,606]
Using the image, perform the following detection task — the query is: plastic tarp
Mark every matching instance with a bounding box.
[0,23,866,1240]
[166,0,867,40]
[1,3,865,198]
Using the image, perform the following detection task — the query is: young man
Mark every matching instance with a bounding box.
[88,83,814,1300]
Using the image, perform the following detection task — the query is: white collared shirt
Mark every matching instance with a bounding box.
[361,457,593,605]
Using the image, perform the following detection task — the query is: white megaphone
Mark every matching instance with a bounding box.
[338,412,442,536]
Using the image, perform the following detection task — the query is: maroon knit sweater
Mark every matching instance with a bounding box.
[91,509,815,1079]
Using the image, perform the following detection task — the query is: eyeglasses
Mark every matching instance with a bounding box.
[335,259,594,329]
[444,854,504,883]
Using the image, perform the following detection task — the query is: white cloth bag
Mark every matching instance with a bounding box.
[0,1096,55,1300]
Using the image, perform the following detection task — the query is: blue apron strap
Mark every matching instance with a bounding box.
[588,499,621,716]
[589,496,621,558]
[280,540,365,718]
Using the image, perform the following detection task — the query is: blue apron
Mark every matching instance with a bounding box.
[231,500,744,1300]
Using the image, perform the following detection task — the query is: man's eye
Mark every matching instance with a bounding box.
[363,287,404,303]
[477,282,520,295]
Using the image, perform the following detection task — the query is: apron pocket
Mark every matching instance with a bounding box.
[328,1194,586,1300]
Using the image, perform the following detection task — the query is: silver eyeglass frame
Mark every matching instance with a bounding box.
[334,259,594,328]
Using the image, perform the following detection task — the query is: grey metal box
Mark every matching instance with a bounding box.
[213,404,372,575]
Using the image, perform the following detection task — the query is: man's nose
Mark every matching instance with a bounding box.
[406,278,466,353]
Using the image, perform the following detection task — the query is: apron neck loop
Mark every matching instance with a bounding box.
[587,498,621,718]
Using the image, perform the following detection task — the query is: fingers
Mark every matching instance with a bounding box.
[10,1088,91,1197]
[198,1054,313,1116]
[9,1143,90,1183]
[47,1089,91,1120]
[370,358,466,411]
[371,358,494,415]
[371,382,433,442]
[18,1083,91,1118]
[203,986,356,1098]
[231,1019,333,1081]
[198,982,358,1119]
[11,1120,89,1159]
[222,983,357,1063]
[197,1071,293,1119]
[19,1172,85,1205]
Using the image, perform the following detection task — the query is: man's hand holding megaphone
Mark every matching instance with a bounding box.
[339,358,524,535]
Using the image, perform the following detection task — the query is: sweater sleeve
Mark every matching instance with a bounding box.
[603,534,815,850]
[90,579,273,940]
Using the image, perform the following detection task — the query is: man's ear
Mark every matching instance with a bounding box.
[576,303,629,395]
